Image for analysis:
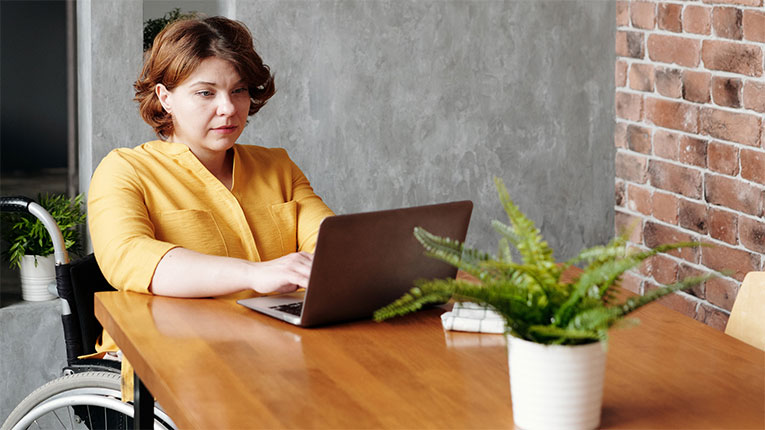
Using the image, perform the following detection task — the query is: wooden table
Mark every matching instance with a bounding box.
[95,291,764,429]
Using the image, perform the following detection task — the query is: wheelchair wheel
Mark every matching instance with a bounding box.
[1,371,175,430]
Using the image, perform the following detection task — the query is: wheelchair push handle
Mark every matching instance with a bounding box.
[1,195,69,265]
[0,196,35,213]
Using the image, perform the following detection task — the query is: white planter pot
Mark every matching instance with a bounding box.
[19,255,57,301]
[507,335,607,430]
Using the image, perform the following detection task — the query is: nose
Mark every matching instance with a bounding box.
[216,93,236,116]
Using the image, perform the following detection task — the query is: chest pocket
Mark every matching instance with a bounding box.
[269,200,297,254]
[154,209,228,256]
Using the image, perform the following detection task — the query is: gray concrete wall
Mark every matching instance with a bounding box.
[237,0,616,259]
[77,0,154,197]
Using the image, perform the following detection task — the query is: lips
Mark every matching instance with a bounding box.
[212,125,238,134]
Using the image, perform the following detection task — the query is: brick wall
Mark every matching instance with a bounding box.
[615,0,765,330]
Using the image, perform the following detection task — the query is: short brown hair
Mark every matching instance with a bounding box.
[134,16,275,138]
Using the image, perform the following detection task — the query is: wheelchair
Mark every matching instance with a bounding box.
[1,196,175,430]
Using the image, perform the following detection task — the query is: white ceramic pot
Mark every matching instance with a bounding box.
[507,335,607,430]
[19,254,57,301]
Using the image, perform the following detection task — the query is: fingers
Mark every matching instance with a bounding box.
[250,252,315,294]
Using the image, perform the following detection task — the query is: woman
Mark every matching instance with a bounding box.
[87,16,334,396]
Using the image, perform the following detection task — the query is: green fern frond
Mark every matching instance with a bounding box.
[494,178,555,267]
[492,220,521,250]
[554,241,704,327]
[526,324,600,344]
[373,279,458,322]
[613,274,715,317]
[414,227,493,280]
[497,237,513,263]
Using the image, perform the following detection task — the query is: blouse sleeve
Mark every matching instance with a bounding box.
[87,151,177,294]
[288,156,335,253]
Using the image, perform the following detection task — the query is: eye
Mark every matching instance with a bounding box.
[196,90,213,97]
[232,87,249,95]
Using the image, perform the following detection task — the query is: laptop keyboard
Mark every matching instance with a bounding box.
[271,302,303,316]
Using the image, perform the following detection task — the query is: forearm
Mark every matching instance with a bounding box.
[151,248,254,297]
[150,247,314,298]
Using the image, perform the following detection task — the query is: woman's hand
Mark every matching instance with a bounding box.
[151,248,314,298]
[245,252,313,294]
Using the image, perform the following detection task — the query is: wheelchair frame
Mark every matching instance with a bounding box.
[0,196,175,430]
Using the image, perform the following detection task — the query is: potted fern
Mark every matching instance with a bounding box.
[375,178,711,430]
[2,193,86,301]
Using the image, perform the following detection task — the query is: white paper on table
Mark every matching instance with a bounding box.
[441,302,505,334]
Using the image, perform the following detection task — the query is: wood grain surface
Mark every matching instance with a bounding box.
[96,290,764,429]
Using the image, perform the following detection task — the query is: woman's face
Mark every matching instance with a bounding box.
[156,57,251,159]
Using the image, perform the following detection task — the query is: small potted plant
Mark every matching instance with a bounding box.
[2,193,86,301]
[375,178,712,430]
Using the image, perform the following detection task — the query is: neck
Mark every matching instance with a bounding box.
[189,146,234,190]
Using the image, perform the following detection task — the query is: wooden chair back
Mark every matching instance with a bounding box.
[725,272,765,351]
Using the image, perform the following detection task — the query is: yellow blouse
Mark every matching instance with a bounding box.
[88,140,334,351]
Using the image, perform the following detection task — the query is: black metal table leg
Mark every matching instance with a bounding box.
[134,371,154,429]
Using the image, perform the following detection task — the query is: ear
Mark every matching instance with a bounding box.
[155,84,172,113]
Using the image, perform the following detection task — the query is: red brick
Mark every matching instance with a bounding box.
[621,270,644,294]
[615,91,644,121]
[616,210,644,244]
[631,1,657,29]
[712,77,743,108]
[679,198,709,234]
[616,151,649,183]
[713,6,744,39]
[701,239,760,281]
[627,124,652,154]
[741,148,765,185]
[649,159,703,198]
[684,5,712,34]
[627,184,653,215]
[739,215,765,253]
[655,67,683,98]
[658,3,683,32]
[702,0,764,6]
[629,63,655,92]
[649,254,680,284]
[682,70,711,103]
[653,130,707,167]
[706,276,740,310]
[700,107,762,147]
[616,60,628,87]
[701,40,764,77]
[615,121,628,149]
[616,180,626,207]
[743,9,765,42]
[706,173,764,216]
[696,303,730,332]
[677,136,708,167]
[653,130,677,160]
[644,221,699,262]
[617,1,631,26]
[645,97,699,133]
[709,207,739,244]
[743,80,765,113]
[638,255,653,280]
[658,290,699,319]
[647,34,701,67]
[678,263,707,298]
[653,191,679,224]
[616,31,645,59]
[707,141,740,176]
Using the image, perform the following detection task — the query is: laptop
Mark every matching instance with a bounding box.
[237,200,473,327]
